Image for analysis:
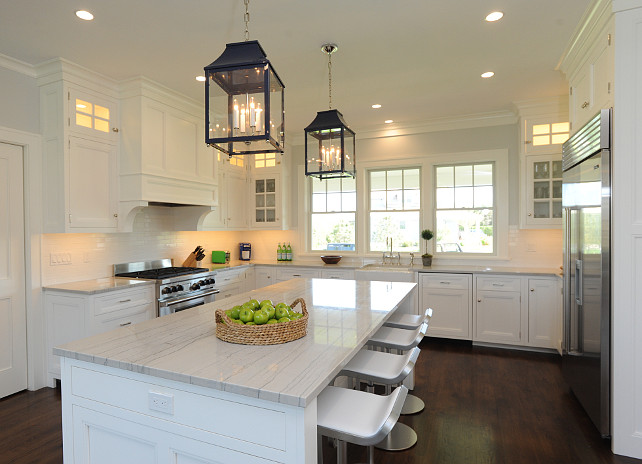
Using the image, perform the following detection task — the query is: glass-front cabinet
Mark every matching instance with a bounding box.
[251,175,281,228]
[524,154,563,227]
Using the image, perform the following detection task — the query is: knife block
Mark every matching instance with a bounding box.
[182,253,198,268]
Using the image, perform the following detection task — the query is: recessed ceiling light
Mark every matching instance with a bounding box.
[372,104,382,109]
[196,76,206,82]
[75,10,94,21]
[481,71,495,79]
[384,120,393,124]
[485,11,504,22]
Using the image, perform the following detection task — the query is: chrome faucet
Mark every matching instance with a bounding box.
[382,237,401,265]
[410,252,415,266]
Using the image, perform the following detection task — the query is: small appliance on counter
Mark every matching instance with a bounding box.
[239,243,251,261]
[211,250,230,264]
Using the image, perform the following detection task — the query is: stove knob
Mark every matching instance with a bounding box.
[162,287,171,294]
[176,285,184,292]
[190,283,200,291]
[171,286,178,293]
[208,278,216,285]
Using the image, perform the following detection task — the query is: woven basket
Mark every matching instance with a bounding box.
[215,298,308,345]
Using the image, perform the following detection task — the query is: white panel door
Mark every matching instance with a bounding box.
[0,143,27,398]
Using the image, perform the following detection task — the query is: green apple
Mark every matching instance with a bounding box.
[277,316,291,323]
[248,299,260,310]
[275,305,289,319]
[239,307,255,323]
[259,299,273,308]
[245,321,256,326]
[275,302,288,311]
[231,319,244,325]
[229,306,241,319]
[290,313,303,320]
[266,319,278,324]
[262,304,276,320]
[253,308,269,325]
[241,301,254,311]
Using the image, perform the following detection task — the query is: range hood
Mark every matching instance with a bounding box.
[118,77,219,232]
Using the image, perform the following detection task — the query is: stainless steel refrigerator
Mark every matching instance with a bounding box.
[562,108,611,437]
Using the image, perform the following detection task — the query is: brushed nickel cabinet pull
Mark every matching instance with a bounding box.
[119,299,132,303]
[120,321,131,327]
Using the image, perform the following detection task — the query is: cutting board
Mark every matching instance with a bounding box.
[212,250,227,264]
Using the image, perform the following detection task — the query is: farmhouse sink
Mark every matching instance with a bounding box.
[359,264,415,272]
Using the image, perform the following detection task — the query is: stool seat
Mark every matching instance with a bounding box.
[340,347,420,385]
[317,385,408,446]
[384,308,433,330]
[368,323,427,351]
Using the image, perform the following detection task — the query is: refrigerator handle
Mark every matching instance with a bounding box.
[575,259,583,306]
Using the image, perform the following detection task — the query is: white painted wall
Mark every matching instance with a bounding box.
[0,66,39,134]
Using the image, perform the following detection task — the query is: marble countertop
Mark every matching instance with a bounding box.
[54,278,416,408]
[43,277,155,294]
[210,259,561,277]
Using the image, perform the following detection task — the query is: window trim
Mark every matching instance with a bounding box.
[426,149,509,260]
[366,166,422,253]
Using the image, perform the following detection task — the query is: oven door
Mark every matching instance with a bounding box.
[158,289,219,317]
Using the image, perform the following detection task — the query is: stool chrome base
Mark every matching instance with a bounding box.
[374,422,417,451]
[401,394,425,415]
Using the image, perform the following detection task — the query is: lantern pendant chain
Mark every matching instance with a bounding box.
[328,53,333,110]
[244,0,250,41]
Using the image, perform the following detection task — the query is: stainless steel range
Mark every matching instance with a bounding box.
[114,259,219,317]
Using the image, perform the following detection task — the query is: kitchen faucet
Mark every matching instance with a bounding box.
[382,237,401,265]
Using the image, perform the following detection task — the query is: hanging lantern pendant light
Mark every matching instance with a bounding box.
[305,43,356,179]
[204,0,285,156]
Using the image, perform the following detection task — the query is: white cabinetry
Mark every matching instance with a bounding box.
[39,61,121,233]
[119,78,218,225]
[201,162,248,230]
[474,276,525,344]
[527,277,561,350]
[564,16,614,134]
[255,266,276,288]
[419,273,472,340]
[215,267,250,300]
[45,284,155,385]
[523,154,563,227]
[321,268,355,280]
[276,267,321,283]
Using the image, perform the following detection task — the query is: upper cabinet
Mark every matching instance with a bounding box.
[119,78,218,226]
[560,6,614,135]
[515,98,569,229]
[38,60,121,233]
[201,151,289,231]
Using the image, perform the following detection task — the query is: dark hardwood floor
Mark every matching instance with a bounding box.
[2,339,641,464]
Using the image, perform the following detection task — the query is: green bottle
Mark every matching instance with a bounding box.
[277,243,283,261]
[286,243,293,261]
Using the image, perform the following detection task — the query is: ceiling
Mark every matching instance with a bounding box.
[0,0,592,137]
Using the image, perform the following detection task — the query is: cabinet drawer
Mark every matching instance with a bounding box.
[215,268,245,285]
[476,276,522,292]
[420,273,470,290]
[321,269,355,280]
[93,306,153,333]
[276,268,320,281]
[94,286,155,317]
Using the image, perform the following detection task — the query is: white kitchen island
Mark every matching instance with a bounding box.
[55,278,416,464]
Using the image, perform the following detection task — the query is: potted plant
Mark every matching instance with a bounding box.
[421,229,434,266]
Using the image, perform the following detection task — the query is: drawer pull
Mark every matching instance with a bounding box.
[492,283,505,287]
[120,321,132,327]
[439,281,451,285]
[292,274,302,277]
[119,299,132,303]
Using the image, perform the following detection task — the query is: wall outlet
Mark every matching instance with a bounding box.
[148,391,174,414]
[50,252,72,265]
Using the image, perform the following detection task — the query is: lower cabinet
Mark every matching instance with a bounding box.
[45,284,155,385]
[276,267,321,283]
[474,276,524,344]
[215,267,251,300]
[419,273,472,340]
[527,277,561,350]
[255,266,276,288]
[418,272,561,349]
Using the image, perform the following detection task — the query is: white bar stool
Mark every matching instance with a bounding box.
[366,322,428,451]
[381,308,433,416]
[384,307,433,330]
[317,385,408,464]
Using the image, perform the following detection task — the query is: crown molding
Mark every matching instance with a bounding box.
[286,110,518,146]
[35,57,120,97]
[119,76,203,115]
[0,53,37,78]
[558,0,614,79]
[613,0,642,12]
[513,95,569,119]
